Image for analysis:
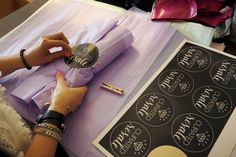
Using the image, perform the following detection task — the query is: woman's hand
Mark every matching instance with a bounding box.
[25,32,72,67]
[49,71,88,116]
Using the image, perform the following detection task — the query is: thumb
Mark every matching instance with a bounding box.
[56,71,67,87]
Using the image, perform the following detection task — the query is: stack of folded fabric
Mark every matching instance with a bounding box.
[11,19,134,111]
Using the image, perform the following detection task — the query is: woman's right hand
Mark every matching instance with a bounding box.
[25,32,72,67]
[49,71,88,116]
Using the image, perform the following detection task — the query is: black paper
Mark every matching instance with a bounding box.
[95,41,236,157]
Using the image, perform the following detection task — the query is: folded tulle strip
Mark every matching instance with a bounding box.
[32,69,95,110]
[68,19,118,46]
[11,59,69,103]
[90,26,134,74]
[32,26,133,110]
[11,19,119,105]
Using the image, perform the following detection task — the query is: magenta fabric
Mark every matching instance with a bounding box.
[196,0,225,15]
[192,7,234,27]
[152,0,234,27]
[11,21,134,111]
[152,0,197,20]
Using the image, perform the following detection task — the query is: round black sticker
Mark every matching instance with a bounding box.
[171,113,214,153]
[192,86,232,118]
[158,69,194,97]
[64,43,99,68]
[177,46,211,72]
[110,121,151,157]
[210,59,236,89]
[136,93,174,127]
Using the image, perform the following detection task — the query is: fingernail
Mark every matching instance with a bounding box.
[56,71,62,76]
[64,51,71,57]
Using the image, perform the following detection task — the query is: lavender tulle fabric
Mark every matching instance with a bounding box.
[11,20,133,110]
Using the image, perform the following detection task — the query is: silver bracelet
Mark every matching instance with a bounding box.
[33,127,61,142]
[35,122,62,135]
[34,122,63,142]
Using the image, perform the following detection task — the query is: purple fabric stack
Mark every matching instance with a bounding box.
[11,20,133,111]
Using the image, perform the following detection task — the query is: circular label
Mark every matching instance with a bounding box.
[64,43,99,68]
[192,86,232,118]
[148,145,187,157]
[110,121,151,157]
[210,59,236,89]
[158,69,194,97]
[136,93,174,127]
[171,113,214,153]
[177,46,211,72]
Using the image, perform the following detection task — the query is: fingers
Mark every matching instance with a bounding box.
[43,32,69,44]
[43,39,72,53]
[47,50,67,61]
[56,71,67,87]
[41,32,72,60]
[55,71,88,94]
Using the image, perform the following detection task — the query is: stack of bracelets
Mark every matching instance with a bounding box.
[34,110,65,142]
[19,50,65,141]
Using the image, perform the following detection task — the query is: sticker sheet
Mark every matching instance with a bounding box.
[93,40,236,157]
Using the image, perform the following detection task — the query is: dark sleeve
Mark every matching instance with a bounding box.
[94,0,155,11]
[55,143,69,157]
[0,149,9,157]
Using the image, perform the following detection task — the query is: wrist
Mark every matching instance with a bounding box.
[33,123,62,142]
[20,49,32,70]
[48,105,68,116]
[36,110,65,132]
[24,51,35,67]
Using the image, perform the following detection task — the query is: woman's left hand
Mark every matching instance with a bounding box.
[49,71,88,116]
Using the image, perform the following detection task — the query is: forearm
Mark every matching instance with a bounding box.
[0,54,25,76]
[25,110,65,157]
[24,134,58,157]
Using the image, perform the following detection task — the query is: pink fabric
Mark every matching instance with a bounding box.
[152,0,197,20]
[196,0,224,15]
[152,0,234,27]
[192,6,234,27]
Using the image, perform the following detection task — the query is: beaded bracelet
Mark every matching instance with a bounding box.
[19,49,32,70]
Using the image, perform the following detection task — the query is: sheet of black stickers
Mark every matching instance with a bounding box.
[94,41,236,157]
